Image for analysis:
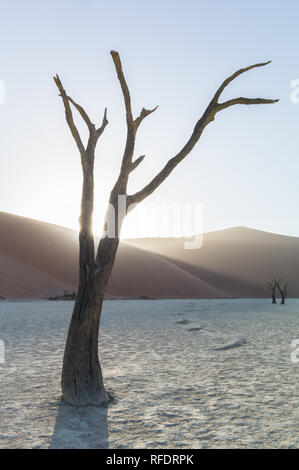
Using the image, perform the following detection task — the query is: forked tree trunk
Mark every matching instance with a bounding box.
[54,52,278,406]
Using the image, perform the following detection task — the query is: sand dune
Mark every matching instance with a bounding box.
[0,211,298,298]
[0,212,226,299]
[128,227,299,297]
[107,243,226,299]
[0,212,78,286]
[0,252,73,298]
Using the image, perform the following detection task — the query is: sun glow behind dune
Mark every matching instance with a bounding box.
[11,196,204,240]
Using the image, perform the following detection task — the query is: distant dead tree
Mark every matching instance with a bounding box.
[54,51,278,406]
[267,279,277,304]
[276,279,289,305]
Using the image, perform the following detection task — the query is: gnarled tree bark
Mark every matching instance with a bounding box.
[54,52,278,406]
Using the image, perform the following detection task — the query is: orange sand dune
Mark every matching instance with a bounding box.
[0,212,298,298]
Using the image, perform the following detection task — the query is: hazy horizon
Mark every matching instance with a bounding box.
[2,208,299,241]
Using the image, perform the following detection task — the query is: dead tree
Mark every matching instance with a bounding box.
[267,279,277,304]
[54,52,278,406]
[276,279,289,305]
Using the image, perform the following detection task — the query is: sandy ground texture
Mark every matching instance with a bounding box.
[0,298,298,449]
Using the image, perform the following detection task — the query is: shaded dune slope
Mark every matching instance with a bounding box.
[128,227,299,297]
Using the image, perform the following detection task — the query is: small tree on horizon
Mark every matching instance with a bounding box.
[276,279,289,305]
[54,51,278,406]
[267,279,277,304]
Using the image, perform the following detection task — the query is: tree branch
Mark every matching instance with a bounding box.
[110,51,158,188]
[217,96,279,112]
[54,74,109,162]
[55,73,109,278]
[96,108,108,137]
[130,155,145,172]
[54,74,85,156]
[134,105,159,131]
[66,95,96,133]
[127,61,278,206]
[110,50,133,124]
[276,279,289,297]
[211,61,272,104]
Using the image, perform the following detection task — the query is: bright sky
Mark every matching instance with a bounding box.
[0,0,298,238]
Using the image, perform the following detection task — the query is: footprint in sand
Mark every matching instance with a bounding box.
[174,319,191,325]
[213,339,247,351]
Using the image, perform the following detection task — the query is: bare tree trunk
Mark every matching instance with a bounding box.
[61,166,108,405]
[62,182,123,404]
[62,237,123,404]
[61,283,106,405]
[272,292,276,304]
[54,52,278,406]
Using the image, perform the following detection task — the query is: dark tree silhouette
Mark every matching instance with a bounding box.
[54,51,278,406]
[267,279,277,304]
[276,279,289,305]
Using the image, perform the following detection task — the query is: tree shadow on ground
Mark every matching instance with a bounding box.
[50,398,109,449]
